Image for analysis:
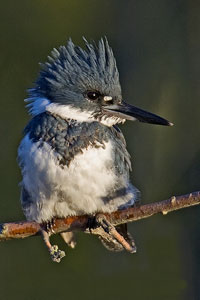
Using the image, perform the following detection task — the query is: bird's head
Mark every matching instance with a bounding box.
[26,38,173,127]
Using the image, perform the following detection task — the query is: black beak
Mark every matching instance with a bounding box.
[103,101,173,126]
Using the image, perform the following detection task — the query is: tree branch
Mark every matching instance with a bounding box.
[0,191,199,241]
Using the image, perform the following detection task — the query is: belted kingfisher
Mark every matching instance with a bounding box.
[18,38,172,259]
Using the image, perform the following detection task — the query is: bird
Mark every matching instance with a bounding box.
[18,37,173,261]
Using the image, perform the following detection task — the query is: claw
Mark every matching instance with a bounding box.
[42,218,56,234]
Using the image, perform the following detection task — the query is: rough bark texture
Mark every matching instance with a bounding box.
[0,191,199,241]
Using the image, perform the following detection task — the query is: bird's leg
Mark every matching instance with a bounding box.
[40,219,65,263]
[95,214,136,253]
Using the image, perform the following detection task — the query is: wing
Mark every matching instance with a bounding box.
[24,112,112,166]
[23,112,132,172]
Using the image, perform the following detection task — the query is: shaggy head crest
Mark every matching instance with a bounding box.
[29,38,121,103]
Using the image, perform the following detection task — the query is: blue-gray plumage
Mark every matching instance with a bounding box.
[18,38,172,254]
[29,38,121,113]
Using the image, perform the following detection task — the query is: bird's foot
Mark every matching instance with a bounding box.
[42,218,56,234]
[94,214,136,253]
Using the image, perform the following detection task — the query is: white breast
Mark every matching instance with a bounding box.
[18,134,131,222]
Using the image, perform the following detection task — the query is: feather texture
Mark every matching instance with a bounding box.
[18,112,140,222]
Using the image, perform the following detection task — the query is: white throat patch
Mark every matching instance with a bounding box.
[25,97,125,126]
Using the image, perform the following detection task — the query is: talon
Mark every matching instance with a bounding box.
[42,219,56,234]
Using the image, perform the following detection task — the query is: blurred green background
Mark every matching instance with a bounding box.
[0,0,199,299]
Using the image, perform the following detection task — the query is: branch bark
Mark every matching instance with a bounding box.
[0,191,199,241]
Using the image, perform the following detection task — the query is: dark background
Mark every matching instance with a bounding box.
[0,1,200,299]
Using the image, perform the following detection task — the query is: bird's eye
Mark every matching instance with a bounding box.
[86,91,100,101]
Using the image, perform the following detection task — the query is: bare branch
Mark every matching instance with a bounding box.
[0,191,199,241]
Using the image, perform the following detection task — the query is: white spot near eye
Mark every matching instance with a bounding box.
[104,96,113,102]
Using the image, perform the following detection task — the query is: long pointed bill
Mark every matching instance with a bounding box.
[103,101,173,126]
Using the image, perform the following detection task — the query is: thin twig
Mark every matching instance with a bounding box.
[0,191,199,241]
